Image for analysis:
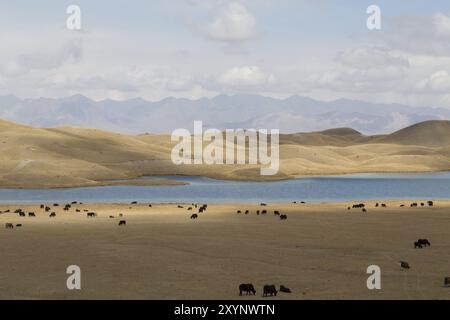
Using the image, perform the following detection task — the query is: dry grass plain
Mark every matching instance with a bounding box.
[1,200,450,300]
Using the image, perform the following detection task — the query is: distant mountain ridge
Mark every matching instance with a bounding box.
[0,94,449,134]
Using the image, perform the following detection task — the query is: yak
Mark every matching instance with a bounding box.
[400,261,410,270]
[239,284,256,296]
[263,285,277,297]
[279,285,291,293]
[417,239,431,247]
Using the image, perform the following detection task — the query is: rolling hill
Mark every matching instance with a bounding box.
[0,119,448,188]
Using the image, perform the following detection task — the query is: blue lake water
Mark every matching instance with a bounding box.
[0,172,449,204]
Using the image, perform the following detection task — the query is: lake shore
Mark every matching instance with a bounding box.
[1,200,450,299]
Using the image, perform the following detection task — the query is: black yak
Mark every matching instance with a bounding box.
[400,261,410,270]
[263,285,277,297]
[418,239,431,247]
[239,284,256,296]
[279,285,291,293]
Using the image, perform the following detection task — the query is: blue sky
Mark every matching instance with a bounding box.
[1,1,450,108]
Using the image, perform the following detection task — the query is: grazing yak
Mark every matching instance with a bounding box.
[400,204,405,207]
[244,210,249,215]
[237,210,241,214]
[178,205,184,209]
[118,220,126,226]
[418,239,431,247]
[28,212,36,217]
[279,285,292,293]
[87,212,97,218]
[410,203,418,207]
[49,212,56,218]
[190,214,198,219]
[280,214,288,220]
[352,203,365,209]
[239,284,256,296]
[444,277,450,287]
[381,203,387,207]
[428,201,434,207]
[5,223,14,229]
[16,224,22,227]
[18,212,25,217]
[263,285,278,297]
[362,208,367,213]
[274,210,280,216]
[131,201,137,204]
[400,261,411,270]
[45,206,51,212]
[414,241,423,249]
[109,216,115,218]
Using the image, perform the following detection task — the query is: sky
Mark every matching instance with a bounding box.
[1,0,450,108]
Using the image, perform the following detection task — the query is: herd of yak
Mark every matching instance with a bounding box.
[239,284,292,297]
[3,199,450,293]
[1,201,129,228]
[236,204,288,220]
[348,201,434,212]
[2,201,288,228]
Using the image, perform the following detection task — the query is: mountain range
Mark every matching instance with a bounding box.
[0,94,449,134]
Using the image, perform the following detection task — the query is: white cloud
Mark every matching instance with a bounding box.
[206,3,257,42]
[417,70,450,93]
[217,66,275,87]
[434,13,450,37]
[0,39,83,77]
[336,47,409,69]
[307,46,410,94]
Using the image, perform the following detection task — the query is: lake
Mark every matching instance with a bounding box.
[0,172,449,204]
